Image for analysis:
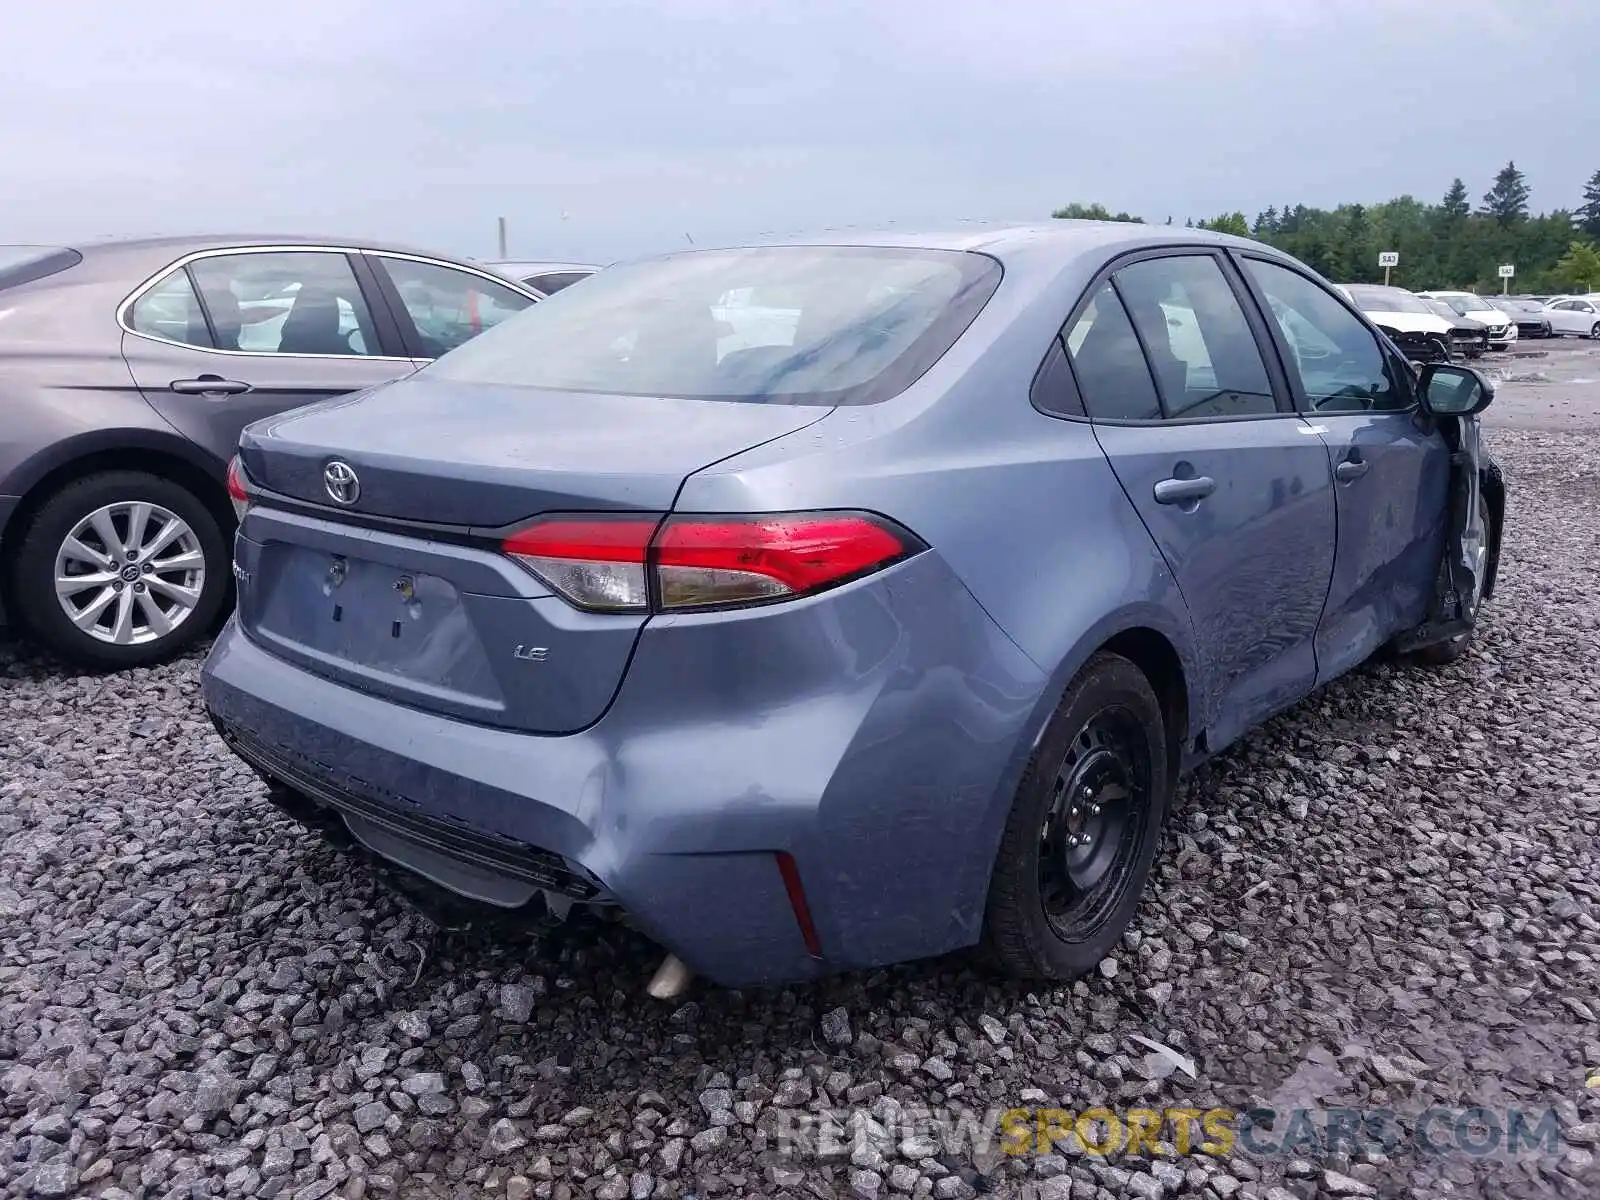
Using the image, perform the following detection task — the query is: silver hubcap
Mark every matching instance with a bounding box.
[54,501,205,645]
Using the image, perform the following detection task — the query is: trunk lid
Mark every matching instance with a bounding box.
[238,372,829,526]
[233,374,831,734]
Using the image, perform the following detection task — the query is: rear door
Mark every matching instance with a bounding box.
[1238,256,1451,683]
[121,247,414,463]
[1067,250,1337,750]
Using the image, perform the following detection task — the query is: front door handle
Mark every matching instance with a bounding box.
[171,376,251,396]
[1153,476,1217,505]
[1335,459,1370,482]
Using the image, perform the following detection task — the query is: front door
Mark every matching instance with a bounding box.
[1064,252,1338,751]
[120,248,415,464]
[1238,257,1452,682]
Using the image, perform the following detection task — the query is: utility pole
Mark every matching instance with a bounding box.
[497,217,507,259]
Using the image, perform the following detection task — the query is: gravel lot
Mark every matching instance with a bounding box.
[3,343,1598,1200]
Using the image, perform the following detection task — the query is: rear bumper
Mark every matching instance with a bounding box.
[201,552,1048,987]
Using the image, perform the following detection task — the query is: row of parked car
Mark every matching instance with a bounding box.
[2,221,1505,992]
[1335,284,1600,363]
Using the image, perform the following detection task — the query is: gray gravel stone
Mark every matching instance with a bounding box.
[0,412,1594,1200]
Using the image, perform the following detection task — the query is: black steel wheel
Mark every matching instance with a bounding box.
[984,651,1171,980]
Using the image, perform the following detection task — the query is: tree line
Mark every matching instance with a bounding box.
[1053,162,1600,294]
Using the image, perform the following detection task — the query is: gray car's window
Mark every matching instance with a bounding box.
[1063,284,1163,421]
[128,269,213,348]
[1244,259,1409,413]
[188,252,381,356]
[1113,256,1277,419]
[424,246,1002,406]
[378,259,534,357]
[528,270,590,295]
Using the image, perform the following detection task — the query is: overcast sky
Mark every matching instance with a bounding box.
[3,0,1596,264]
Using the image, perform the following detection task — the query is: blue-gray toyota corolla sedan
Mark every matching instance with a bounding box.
[202,223,1504,989]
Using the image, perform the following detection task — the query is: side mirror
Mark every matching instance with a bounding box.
[1417,362,1494,417]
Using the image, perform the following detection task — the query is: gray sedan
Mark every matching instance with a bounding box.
[0,235,541,669]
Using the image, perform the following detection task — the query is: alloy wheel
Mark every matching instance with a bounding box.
[1037,707,1151,941]
[53,501,207,646]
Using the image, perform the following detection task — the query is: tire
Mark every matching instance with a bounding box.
[8,470,228,671]
[1591,322,1600,340]
[983,652,1171,980]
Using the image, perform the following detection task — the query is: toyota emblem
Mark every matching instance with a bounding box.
[323,460,360,505]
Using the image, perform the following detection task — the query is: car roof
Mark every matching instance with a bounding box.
[483,259,599,274]
[649,221,1274,268]
[67,232,464,267]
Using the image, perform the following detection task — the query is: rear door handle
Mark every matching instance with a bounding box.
[1153,476,1217,505]
[171,376,251,395]
[1335,459,1370,482]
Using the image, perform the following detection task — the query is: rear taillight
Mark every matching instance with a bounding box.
[501,511,923,614]
[503,516,658,613]
[226,456,253,521]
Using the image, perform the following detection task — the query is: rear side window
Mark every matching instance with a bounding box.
[190,251,383,356]
[0,245,82,292]
[1111,255,1277,419]
[424,246,1003,406]
[128,269,214,348]
[1063,283,1163,421]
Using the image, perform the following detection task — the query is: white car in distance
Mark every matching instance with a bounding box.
[1416,290,1518,350]
[1542,295,1600,339]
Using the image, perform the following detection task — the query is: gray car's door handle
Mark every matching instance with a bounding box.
[171,376,251,395]
[1153,476,1216,505]
[1335,459,1370,482]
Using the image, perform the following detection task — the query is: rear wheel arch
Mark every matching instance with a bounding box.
[2,437,232,559]
[1100,626,1189,770]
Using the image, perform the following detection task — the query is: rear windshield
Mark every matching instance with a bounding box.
[425,246,1003,405]
[0,245,82,292]
[1346,286,1430,314]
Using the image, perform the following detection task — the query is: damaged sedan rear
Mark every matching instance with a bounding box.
[203,224,1503,990]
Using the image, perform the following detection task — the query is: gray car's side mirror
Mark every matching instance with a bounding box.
[1417,362,1494,417]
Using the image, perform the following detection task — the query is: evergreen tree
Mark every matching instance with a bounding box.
[1481,162,1531,227]
[1577,169,1600,240]
[1253,206,1279,236]
[1440,178,1471,223]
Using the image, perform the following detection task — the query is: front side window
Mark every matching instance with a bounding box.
[424,246,1002,406]
[188,251,381,356]
[379,259,534,356]
[1112,255,1278,419]
[1244,259,1410,413]
[128,269,212,348]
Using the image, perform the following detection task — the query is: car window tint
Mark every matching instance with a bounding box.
[380,259,534,357]
[128,269,214,349]
[424,246,1001,406]
[1030,336,1082,418]
[1063,284,1163,421]
[1243,259,1410,413]
[188,252,380,356]
[1113,256,1277,419]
